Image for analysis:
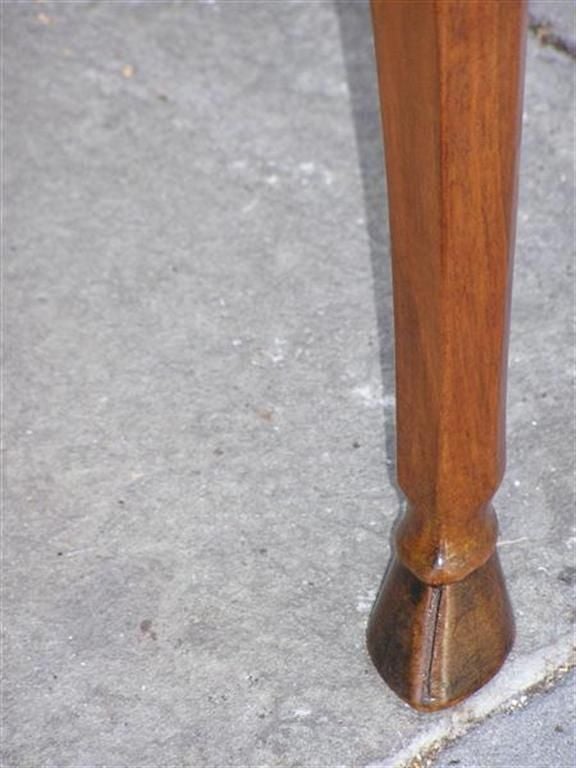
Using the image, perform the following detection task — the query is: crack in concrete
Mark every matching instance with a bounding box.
[364,635,575,768]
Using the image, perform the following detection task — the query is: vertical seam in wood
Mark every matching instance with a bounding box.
[422,585,443,703]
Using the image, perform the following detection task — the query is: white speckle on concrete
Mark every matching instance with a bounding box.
[241,198,259,215]
[264,337,287,364]
[352,384,388,408]
[323,169,334,186]
[299,161,315,175]
[498,537,530,548]
[356,588,377,614]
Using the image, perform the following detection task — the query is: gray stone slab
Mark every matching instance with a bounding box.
[434,670,576,768]
[2,2,575,767]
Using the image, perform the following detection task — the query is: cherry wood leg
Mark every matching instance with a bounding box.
[367,0,527,711]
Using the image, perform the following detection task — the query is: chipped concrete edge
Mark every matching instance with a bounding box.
[365,633,576,768]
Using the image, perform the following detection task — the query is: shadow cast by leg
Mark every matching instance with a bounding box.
[333,0,401,507]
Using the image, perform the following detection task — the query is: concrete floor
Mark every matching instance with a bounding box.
[3,1,575,767]
[435,669,576,768]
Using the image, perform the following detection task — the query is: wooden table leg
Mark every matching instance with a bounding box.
[367,0,528,711]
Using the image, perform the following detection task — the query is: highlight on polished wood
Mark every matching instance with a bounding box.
[367,0,528,710]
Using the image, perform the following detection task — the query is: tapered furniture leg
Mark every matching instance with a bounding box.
[367,0,527,711]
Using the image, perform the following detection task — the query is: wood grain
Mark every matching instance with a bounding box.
[367,553,514,711]
[367,0,527,709]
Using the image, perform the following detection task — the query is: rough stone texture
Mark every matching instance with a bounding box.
[2,2,574,767]
[434,670,576,768]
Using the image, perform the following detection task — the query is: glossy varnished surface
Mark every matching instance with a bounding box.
[367,552,515,711]
[371,0,527,586]
[369,0,527,708]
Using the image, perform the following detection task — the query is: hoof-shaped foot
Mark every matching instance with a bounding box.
[366,552,514,711]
